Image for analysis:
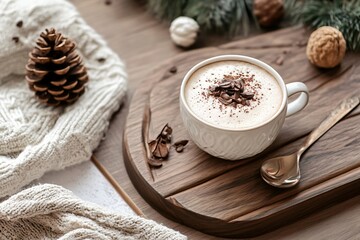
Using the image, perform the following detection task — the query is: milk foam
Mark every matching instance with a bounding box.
[185,61,283,129]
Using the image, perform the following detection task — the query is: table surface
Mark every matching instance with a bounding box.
[71,0,360,239]
[37,160,135,217]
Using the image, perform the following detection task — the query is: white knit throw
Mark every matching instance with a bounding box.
[0,0,128,198]
[0,184,186,239]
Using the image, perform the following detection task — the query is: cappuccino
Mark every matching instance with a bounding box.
[185,61,283,129]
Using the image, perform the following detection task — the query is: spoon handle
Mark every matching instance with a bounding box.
[298,96,360,156]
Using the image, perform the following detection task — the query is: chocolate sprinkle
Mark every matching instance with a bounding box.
[12,37,19,43]
[148,124,172,160]
[16,20,23,28]
[241,91,255,99]
[173,140,189,153]
[146,123,189,167]
[275,55,285,66]
[169,66,177,74]
[208,77,255,107]
[97,58,106,63]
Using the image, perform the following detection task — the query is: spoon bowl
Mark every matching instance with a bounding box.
[260,96,359,188]
[261,153,301,188]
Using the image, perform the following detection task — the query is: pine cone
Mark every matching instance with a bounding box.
[253,0,284,27]
[26,28,88,106]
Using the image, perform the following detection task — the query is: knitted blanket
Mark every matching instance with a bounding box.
[0,0,127,197]
[0,184,186,239]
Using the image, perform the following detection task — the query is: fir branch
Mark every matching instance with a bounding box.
[147,0,255,36]
[229,0,254,36]
[184,0,235,33]
[286,0,360,51]
[147,0,186,20]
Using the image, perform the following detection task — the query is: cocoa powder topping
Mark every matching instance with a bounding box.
[208,76,256,108]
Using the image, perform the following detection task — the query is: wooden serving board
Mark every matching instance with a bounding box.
[123,27,360,238]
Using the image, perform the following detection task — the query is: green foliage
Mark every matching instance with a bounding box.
[286,0,360,51]
[147,0,360,51]
[229,0,254,36]
[184,0,234,33]
[147,0,187,20]
[146,0,255,36]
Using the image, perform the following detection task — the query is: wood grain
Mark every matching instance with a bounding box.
[123,27,360,238]
[72,1,360,239]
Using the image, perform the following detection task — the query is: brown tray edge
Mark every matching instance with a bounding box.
[123,127,360,238]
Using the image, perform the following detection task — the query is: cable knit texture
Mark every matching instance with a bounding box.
[0,184,186,239]
[0,0,128,198]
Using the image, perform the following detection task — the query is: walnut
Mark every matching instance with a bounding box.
[306,26,346,68]
[253,0,284,27]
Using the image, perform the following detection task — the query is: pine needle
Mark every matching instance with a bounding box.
[147,0,186,20]
[147,0,255,36]
[147,0,360,50]
[286,0,360,51]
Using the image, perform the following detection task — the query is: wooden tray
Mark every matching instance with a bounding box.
[123,27,360,238]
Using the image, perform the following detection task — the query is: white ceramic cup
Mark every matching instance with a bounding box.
[179,55,309,160]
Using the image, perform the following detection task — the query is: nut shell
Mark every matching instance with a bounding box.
[253,0,284,27]
[306,26,346,68]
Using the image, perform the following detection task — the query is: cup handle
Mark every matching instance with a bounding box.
[285,82,309,117]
